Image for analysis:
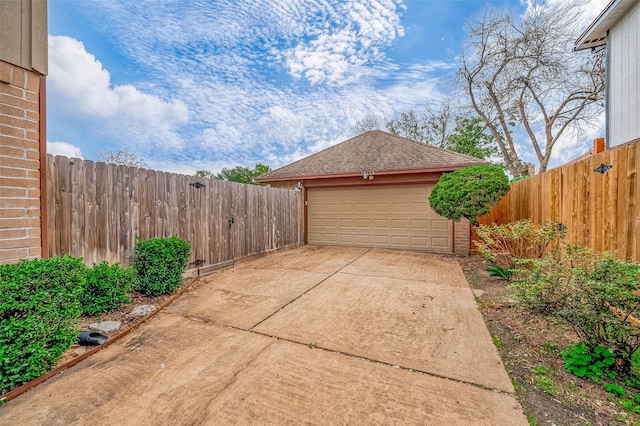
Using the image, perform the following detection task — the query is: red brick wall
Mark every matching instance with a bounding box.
[0,60,42,264]
[454,218,470,256]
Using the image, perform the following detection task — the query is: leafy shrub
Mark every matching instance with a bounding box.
[133,236,191,296]
[81,262,136,316]
[510,244,640,375]
[428,165,509,224]
[475,219,564,270]
[563,342,616,382]
[0,256,86,394]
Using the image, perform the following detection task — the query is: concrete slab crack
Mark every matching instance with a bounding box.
[192,340,277,425]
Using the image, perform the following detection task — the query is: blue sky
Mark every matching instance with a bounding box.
[46,0,607,175]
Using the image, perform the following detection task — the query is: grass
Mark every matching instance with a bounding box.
[532,366,558,396]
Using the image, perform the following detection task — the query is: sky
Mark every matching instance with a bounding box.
[46,0,609,175]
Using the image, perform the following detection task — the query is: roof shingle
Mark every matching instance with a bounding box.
[257,130,486,181]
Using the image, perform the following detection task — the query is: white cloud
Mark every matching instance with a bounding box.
[549,111,606,165]
[46,1,456,172]
[47,141,84,159]
[282,0,405,85]
[47,35,189,150]
[522,0,611,26]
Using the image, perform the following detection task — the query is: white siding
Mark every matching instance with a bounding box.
[608,1,640,147]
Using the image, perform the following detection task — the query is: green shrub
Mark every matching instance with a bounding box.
[133,236,191,296]
[563,342,616,382]
[475,219,564,270]
[81,262,136,316]
[0,256,86,394]
[510,245,640,375]
[428,165,509,224]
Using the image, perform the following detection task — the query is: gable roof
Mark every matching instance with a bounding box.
[257,130,486,182]
[575,0,637,50]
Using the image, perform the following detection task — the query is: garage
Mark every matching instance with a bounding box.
[307,184,452,252]
[257,130,485,255]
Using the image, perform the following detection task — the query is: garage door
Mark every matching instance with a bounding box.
[307,184,452,252]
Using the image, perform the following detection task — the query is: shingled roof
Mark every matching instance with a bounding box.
[257,130,486,182]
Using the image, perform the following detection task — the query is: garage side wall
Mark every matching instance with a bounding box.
[0,60,42,264]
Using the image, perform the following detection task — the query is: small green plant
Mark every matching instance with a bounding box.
[487,263,513,278]
[0,256,86,394]
[510,375,522,392]
[541,342,560,356]
[605,383,627,397]
[429,165,509,224]
[531,366,558,395]
[81,262,136,315]
[563,343,616,382]
[605,386,640,415]
[133,236,191,296]
[492,335,505,349]
[308,342,317,349]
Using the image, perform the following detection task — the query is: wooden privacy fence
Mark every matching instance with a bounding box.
[475,140,640,262]
[47,155,303,268]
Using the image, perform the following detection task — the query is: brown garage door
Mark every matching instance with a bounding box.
[307,184,452,252]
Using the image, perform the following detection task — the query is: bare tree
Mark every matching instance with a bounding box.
[457,1,605,176]
[386,110,430,144]
[195,170,216,180]
[98,149,147,168]
[352,114,384,135]
[385,98,457,147]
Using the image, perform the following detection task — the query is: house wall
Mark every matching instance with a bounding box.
[268,180,298,190]
[0,0,48,75]
[454,218,470,256]
[608,1,640,148]
[0,60,43,264]
[0,1,47,265]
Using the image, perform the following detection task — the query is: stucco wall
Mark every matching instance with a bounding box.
[0,60,42,264]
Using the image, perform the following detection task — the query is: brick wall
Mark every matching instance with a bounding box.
[0,60,42,264]
[454,218,470,256]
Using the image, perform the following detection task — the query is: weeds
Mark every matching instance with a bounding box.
[532,366,558,396]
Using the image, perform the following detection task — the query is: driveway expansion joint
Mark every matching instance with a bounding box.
[247,328,515,397]
[247,248,373,331]
[184,314,515,398]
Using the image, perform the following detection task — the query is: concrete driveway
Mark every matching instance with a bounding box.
[0,246,527,425]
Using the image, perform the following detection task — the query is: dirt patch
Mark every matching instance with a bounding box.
[458,255,637,426]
